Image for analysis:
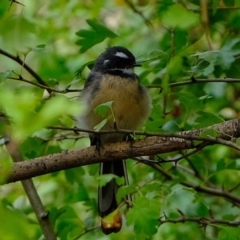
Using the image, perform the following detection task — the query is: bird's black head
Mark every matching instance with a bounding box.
[92,46,141,75]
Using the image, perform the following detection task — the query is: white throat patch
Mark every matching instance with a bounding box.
[123,68,133,74]
[114,68,134,74]
[115,52,129,59]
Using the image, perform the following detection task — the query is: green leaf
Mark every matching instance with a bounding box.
[36,44,46,48]
[97,174,116,187]
[93,118,108,131]
[191,60,211,74]
[74,184,90,202]
[0,70,12,81]
[217,39,240,70]
[117,184,136,201]
[161,4,199,29]
[218,227,240,240]
[216,158,238,171]
[31,44,47,54]
[0,153,12,184]
[145,119,166,132]
[75,60,95,77]
[200,129,218,138]
[97,174,125,188]
[0,15,37,50]
[194,39,240,71]
[194,111,224,128]
[127,196,160,237]
[56,206,83,240]
[204,82,226,98]
[88,165,98,176]
[0,201,38,239]
[192,45,240,71]
[57,205,79,219]
[115,175,125,186]
[162,120,181,133]
[140,49,168,65]
[176,92,205,113]
[142,180,165,195]
[0,91,80,141]
[167,55,183,78]
[193,50,220,63]
[93,101,114,130]
[94,101,113,117]
[20,137,46,158]
[64,168,85,184]
[75,19,117,53]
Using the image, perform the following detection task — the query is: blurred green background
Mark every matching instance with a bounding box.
[1,0,240,239]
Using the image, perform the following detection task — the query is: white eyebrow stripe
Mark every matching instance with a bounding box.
[115,52,129,59]
[114,68,134,74]
[103,59,109,65]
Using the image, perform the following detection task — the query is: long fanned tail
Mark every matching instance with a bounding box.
[98,160,129,234]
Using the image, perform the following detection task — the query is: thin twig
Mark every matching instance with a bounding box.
[159,214,240,227]
[124,0,152,27]
[9,76,81,93]
[147,163,240,205]
[182,143,213,185]
[73,226,100,240]
[133,142,209,165]
[146,78,240,89]
[0,48,51,93]
[229,182,240,193]
[8,0,25,10]
[190,7,240,11]
[48,125,240,151]
[172,142,209,164]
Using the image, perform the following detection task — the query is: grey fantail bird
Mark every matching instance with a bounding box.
[80,46,151,234]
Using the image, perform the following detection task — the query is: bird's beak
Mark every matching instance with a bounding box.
[133,62,142,67]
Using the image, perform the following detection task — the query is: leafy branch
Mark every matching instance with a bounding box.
[1,114,56,240]
[124,0,152,27]
[2,47,240,96]
[9,75,81,93]
[159,210,240,227]
[148,162,240,205]
[0,48,51,93]
[147,77,240,89]
[48,120,240,151]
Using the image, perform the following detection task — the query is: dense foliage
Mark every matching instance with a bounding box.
[1,0,240,239]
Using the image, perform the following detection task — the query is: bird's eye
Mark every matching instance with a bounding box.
[115,52,129,59]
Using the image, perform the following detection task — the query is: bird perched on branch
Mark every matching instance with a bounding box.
[80,46,151,234]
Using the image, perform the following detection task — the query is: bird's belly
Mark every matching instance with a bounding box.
[83,75,151,141]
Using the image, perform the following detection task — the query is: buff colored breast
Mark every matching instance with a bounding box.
[82,74,151,143]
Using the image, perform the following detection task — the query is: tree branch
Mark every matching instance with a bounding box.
[2,118,240,184]
[8,0,25,10]
[148,162,240,205]
[1,114,56,240]
[124,0,152,27]
[0,48,51,93]
[9,76,81,93]
[146,78,240,89]
[159,214,240,227]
